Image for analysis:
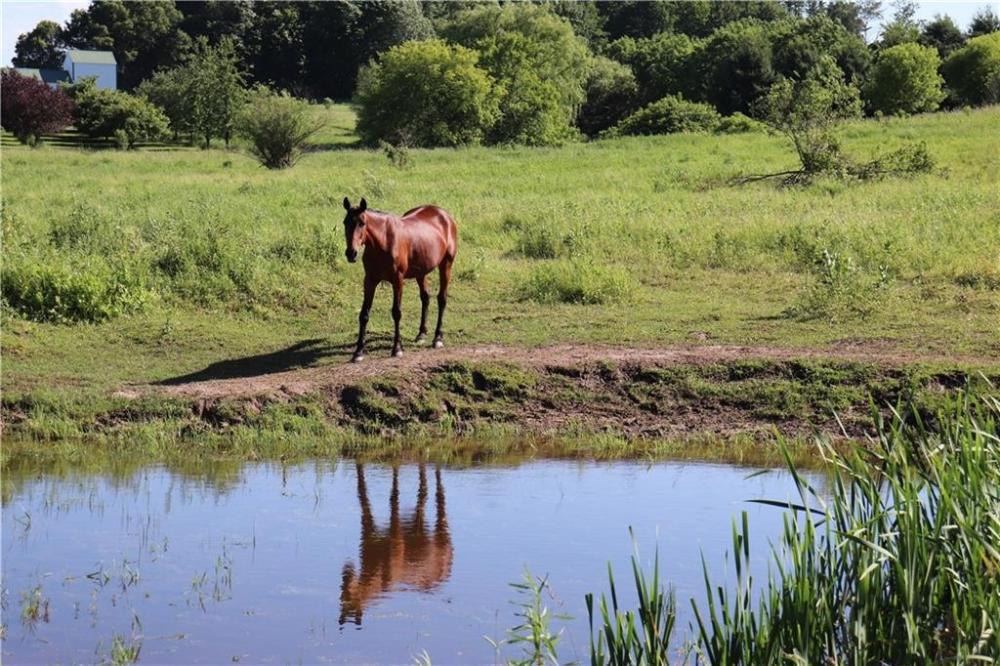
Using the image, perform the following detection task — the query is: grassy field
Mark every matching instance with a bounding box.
[2,104,998,451]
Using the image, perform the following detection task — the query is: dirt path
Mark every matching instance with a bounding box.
[132,342,997,401]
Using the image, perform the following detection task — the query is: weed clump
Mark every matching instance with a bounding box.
[790,248,892,321]
[521,260,632,305]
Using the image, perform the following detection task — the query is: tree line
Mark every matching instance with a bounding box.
[7,0,1000,151]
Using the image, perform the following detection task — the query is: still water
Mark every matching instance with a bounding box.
[2,458,819,664]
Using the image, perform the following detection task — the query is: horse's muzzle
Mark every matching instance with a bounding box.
[346,249,358,263]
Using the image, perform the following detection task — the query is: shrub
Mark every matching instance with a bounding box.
[2,252,149,323]
[235,87,325,168]
[715,112,766,134]
[791,248,891,321]
[71,81,170,148]
[355,39,499,148]
[0,69,73,144]
[941,32,1000,106]
[757,56,861,176]
[607,94,720,137]
[521,260,632,305]
[578,56,639,137]
[864,43,946,115]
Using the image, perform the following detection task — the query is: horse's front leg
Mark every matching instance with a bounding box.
[391,276,404,358]
[352,277,377,363]
[415,274,430,344]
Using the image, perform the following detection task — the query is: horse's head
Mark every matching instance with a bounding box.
[342,197,368,263]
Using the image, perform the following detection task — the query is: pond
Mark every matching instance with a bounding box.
[2,457,822,664]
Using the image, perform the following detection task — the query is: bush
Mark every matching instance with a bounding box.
[941,32,1000,106]
[71,81,170,148]
[441,3,591,146]
[607,94,720,137]
[355,39,499,148]
[236,87,325,168]
[715,112,766,134]
[521,260,632,305]
[605,33,699,104]
[0,69,74,144]
[864,43,946,115]
[757,57,861,176]
[578,56,639,137]
[2,253,149,323]
[791,248,891,321]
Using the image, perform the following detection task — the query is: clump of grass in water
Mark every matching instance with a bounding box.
[503,386,998,664]
[486,570,568,666]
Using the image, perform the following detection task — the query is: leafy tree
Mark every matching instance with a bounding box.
[607,94,721,137]
[606,33,699,104]
[545,1,607,50]
[355,39,499,147]
[578,56,638,136]
[190,38,248,147]
[441,3,590,144]
[695,19,778,115]
[12,20,65,69]
[136,67,192,140]
[178,0,256,50]
[0,69,74,144]
[919,14,966,59]
[864,43,945,115]
[236,87,324,168]
[820,1,866,36]
[244,2,305,92]
[772,15,870,84]
[878,0,921,47]
[62,0,189,90]
[301,0,434,100]
[598,1,677,40]
[757,56,861,175]
[478,33,572,145]
[968,7,1000,38]
[70,80,169,148]
[942,32,1000,105]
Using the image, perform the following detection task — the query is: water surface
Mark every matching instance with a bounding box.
[2,458,819,664]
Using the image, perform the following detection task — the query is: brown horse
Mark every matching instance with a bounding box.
[342,197,458,362]
[339,464,452,626]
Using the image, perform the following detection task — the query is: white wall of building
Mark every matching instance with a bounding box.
[64,56,116,90]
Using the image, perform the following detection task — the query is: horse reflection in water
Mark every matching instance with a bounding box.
[340,464,453,625]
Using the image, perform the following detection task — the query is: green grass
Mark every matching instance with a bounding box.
[534,388,1000,664]
[2,104,998,443]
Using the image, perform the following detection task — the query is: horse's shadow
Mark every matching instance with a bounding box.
[154,334,394,385]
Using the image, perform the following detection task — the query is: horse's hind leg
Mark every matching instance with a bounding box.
[391,276,405,358]
[433,260,452,349]
[415,274,430,344]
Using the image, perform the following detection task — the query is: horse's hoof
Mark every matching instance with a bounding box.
[432,339,444,349]
[392,349,404,358]
[352,354,365,363]
[414,334,427,344]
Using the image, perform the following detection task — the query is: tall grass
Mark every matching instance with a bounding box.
[580,386,1000,664]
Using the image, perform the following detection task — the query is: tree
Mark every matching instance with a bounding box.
[942,32,1000,105]
[757,56,861,175]
[865,43,945,115]
[0,70,74,144]
[440,3,590,144]
[878,0,921,47]
[236,87,324,168]
[606,33,699,104]
[695,19,778,115]
[772,15,871,84]
[355,39,499,147]
[137,67,192,139]
[69,80,169,148]
[545,1,607,50]
[598,1,676,40]
[919,15,966,59]
[968,7,1000,38]
[189,38,248,147]
[61,0,189,90]
[578,56,639,136]
[12,20,65,69]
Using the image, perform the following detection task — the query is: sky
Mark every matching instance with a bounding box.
[2,0,997,68]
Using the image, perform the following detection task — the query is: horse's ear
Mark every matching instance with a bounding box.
[343,197,351,210]
[359,198,367,212]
